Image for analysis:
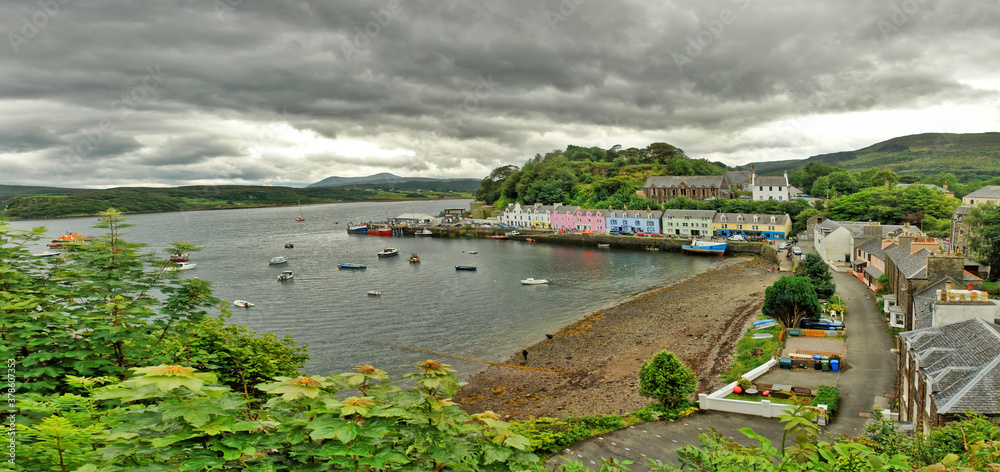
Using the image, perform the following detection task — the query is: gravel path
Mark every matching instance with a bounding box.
[455,256,781,421]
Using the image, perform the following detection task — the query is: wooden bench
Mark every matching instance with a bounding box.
[754,383,772,391]
[792,386,813,397]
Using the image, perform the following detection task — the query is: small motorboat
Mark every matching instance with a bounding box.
[166,262,197,271]
[48,232,91,248]
[409,253,420,263]
[521,278,550,285]
[367,290,381,296]
[269,256,289,264]
[377,248,399,258]
[277,270,294,281]
[284,243,294,248]
[455,265,477,271]
[415,228,433,236]
[468,251,479,254]
[169,252,189,262]
[597,243,610,248]
[34,251,62,258]
[491,234,509,240]
[233,300,255,308]
[338,263,367,269]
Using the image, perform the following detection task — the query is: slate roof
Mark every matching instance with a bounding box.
[857,239,888,259]
[900,318,1000,416]
[754,175,788,187]
[912,277,961,330]
[884,243,931,279]
[661,209,718,219]
[863,265,884,279]
[724,170,752,185]
[964,185,1000,200]
[605,209,663,219]
[953,205,971,216]
[643,175,730,189]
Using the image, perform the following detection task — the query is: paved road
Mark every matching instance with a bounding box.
[546,242,899,469]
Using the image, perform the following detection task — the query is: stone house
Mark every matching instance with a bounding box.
[642,174,731,203]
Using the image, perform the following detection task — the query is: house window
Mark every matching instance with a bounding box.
[769,186,773,191]
[647,221,654,226]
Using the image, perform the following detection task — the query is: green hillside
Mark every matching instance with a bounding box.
[754,132,1000,182]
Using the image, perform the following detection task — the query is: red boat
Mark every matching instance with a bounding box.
[367,226,392,236]
[48,232,91,248]
[491,235,509,240]
[169,252,190,263]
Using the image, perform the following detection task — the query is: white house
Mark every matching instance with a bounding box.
[752,172,790,201]
[499,203,561,228]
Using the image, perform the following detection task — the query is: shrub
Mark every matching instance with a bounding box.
[813,385,840,417]
[736,378,752,390]
[638,351,698,408]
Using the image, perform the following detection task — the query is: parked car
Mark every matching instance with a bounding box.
[778,242,789,250]
[728,234,745,241]
[798,318,844,330]
[509,231,520,236]
[791,246,802,255]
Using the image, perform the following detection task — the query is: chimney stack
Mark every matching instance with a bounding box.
[946,281,953,291]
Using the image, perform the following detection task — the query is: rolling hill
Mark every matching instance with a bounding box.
[308,173,481,191]
[753,132,1000,182]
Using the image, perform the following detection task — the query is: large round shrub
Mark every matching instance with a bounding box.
[638,350,697,408]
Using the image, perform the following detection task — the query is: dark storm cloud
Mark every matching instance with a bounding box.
[1,0,998,187]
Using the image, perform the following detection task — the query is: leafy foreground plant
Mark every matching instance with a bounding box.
[13,361,542,472]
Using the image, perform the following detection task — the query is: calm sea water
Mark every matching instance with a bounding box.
[6,200,723,379]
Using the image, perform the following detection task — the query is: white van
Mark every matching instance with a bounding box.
[791,246,802,255]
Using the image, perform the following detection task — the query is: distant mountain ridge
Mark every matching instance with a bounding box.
[308,173,480,190]
[752,132,1000,182]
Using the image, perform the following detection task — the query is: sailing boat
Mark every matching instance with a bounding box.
[295,201,305,222]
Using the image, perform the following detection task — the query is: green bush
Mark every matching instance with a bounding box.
[813,385,840,417]
[638,350,698,408]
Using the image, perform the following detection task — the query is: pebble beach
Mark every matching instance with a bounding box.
[455,256,783,421]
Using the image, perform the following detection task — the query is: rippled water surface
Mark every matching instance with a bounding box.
[8,199,724,379]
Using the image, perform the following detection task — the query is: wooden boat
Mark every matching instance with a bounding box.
[269,256,289,264]
[409,253,420,263]
[277,270,294,281]
[455,265,477,271]
[520,278,550,285]
[377,248,399,258]
[233,300,254,308]
[169,252,189,262]
[681,240,727,255]
[338,263,367,269]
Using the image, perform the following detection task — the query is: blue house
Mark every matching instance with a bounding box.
[605,209,663,234]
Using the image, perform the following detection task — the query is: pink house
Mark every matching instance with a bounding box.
[574,208,606,233]
[550,206,580,231]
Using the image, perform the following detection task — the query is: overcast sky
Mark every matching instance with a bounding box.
[2,0,999,188]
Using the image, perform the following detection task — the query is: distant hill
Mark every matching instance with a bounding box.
[753,132,1000,182]
[308,173,481,191]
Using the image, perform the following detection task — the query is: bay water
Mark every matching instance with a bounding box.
[6,199,723,380]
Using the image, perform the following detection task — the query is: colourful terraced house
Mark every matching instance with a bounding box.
[605,209,663,234]
[551,207,607,232]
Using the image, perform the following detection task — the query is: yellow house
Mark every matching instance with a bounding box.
[712,213,793,240]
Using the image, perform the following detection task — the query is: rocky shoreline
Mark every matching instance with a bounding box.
[454,256,782,421]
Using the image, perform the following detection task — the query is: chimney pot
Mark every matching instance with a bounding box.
[946,281,953,290]
[968,283,974,291]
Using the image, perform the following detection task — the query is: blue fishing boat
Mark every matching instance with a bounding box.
[681,240,727,255]
[347,223,368,234]
[338,263,367,269]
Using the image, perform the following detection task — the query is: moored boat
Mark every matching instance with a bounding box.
[455,265,477,271]
[269,256,289,264]
[347,223,368,234]
[169,252,189,262]
[520,278,550,285]
[415,228,433,236]
[233,300,254,308]
[367,290,381,296]
[338,263,367,269]
[277,270,294,281]
[681,240,727,255]
[48,232,91,248]
[491,234,509,240]
[377,248,399,258]
[409,253,420,263]
[34,251,62,258]
[368,226,392,236]
[166,262,197,271]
